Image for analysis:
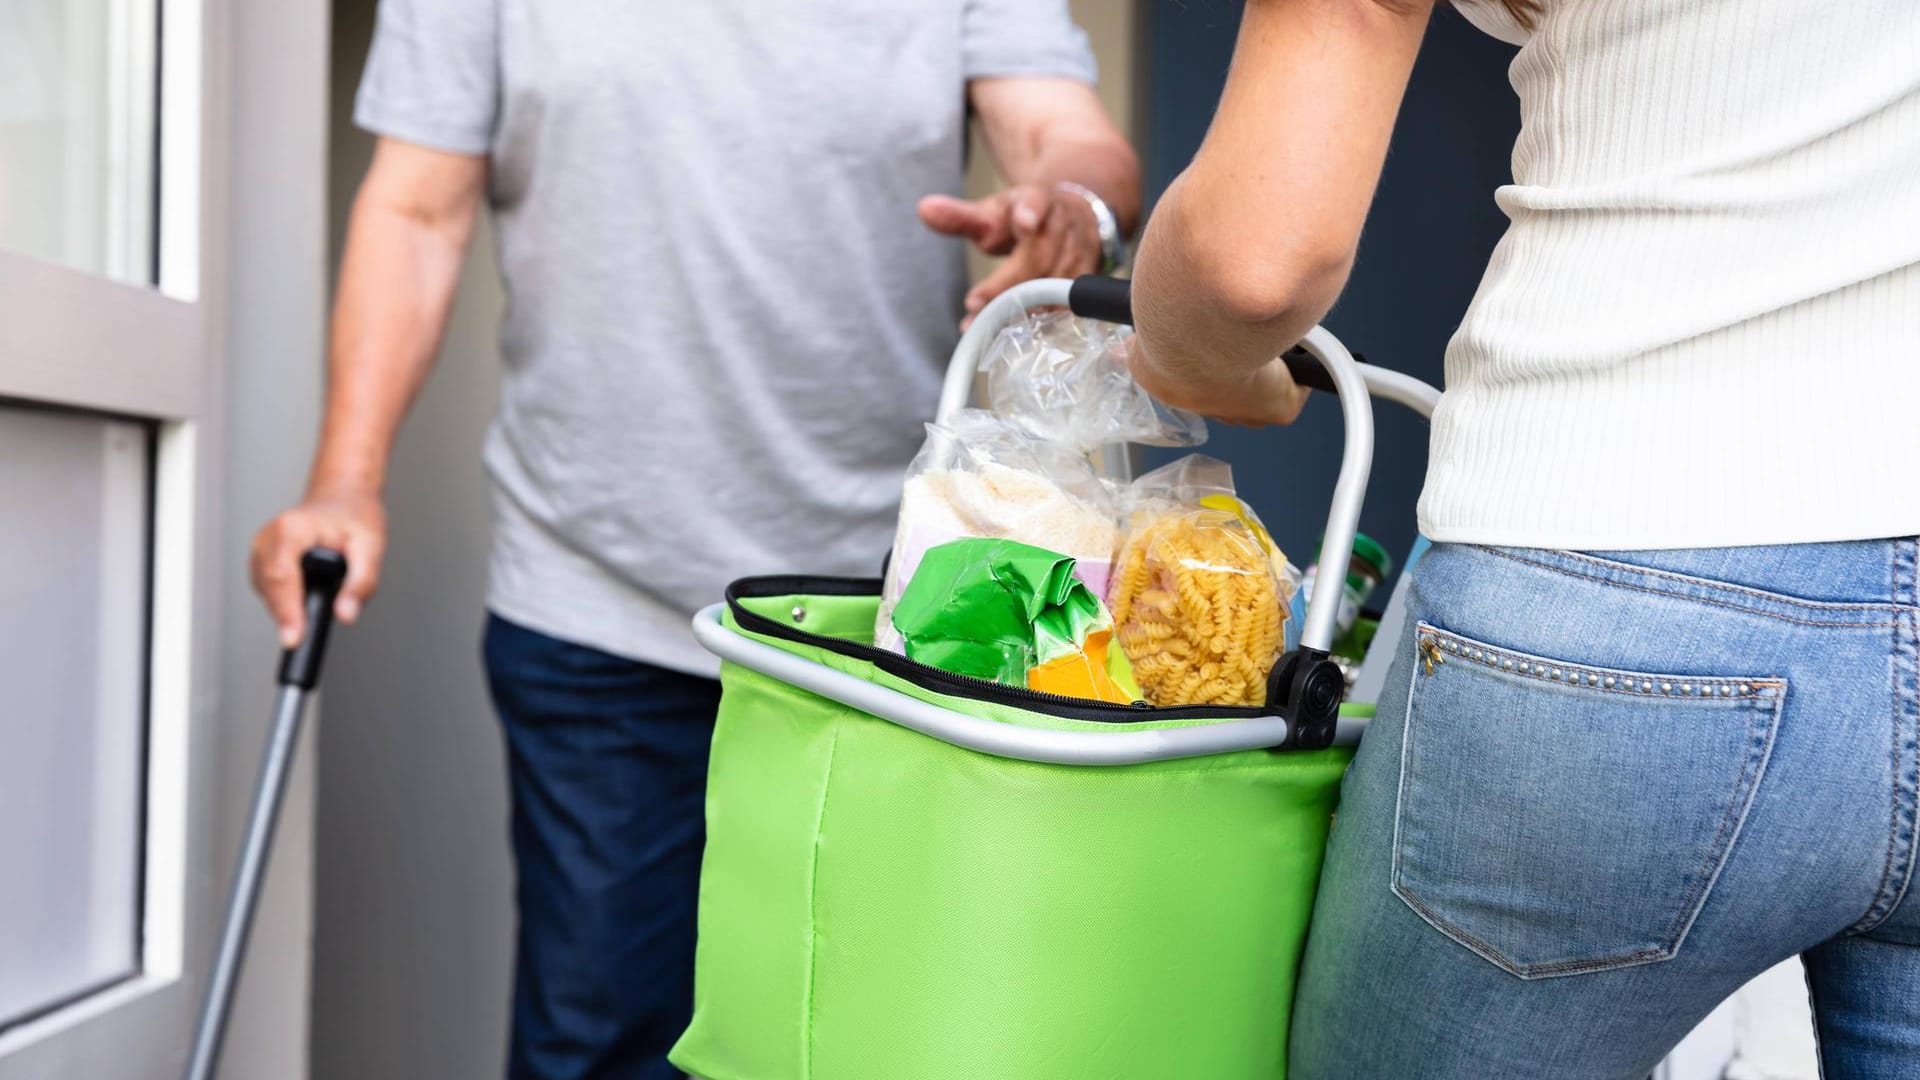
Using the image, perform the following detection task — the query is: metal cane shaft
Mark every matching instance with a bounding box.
[184,684,310,1080]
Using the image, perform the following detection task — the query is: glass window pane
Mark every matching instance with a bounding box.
[0,0,158,284]
[0,404,149,1027]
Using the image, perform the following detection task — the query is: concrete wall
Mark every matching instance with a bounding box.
[309,4,511,1077]
[309,4,1139,1077]
[213,0,332,1074]
[308,4,511,1078]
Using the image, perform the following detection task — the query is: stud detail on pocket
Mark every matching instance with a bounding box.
[1415,630,1782,700]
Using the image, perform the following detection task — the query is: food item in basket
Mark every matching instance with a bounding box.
[1110,512,1283,706]
[898,463,1119,587]
[982,310,1208,452]
[891,537,1139,704]
[1301,531,1393,649]
[874,411,1119,652]
[1108,458,1295,707]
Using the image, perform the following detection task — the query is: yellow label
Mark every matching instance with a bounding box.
[1199,494,1292,586]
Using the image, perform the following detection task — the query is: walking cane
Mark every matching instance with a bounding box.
[183,547,346,1080]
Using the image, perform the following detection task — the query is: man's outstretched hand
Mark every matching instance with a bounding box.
[918,184,1105,327]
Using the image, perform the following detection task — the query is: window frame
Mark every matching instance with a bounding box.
[0,400,155,1032]
[0,0,240,1070]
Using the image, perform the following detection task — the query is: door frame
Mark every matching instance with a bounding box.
[0,0,245,1071]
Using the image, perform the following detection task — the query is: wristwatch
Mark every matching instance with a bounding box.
[1055,181,1127,274]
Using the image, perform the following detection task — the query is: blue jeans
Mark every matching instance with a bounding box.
[483,614,720,1080]
[1291,540,1920,1078]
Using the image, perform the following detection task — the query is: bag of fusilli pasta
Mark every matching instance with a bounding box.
[1107,457,1300,707]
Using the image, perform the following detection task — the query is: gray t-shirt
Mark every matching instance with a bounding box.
[355,1,1095,673]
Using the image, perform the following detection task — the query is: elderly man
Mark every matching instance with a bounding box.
[252,1,1137,1076]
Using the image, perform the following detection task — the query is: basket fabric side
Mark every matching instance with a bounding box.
[671,594,1351,1080]
[671,666,842,1080]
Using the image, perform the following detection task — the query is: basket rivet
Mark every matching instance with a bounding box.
[791,605,807,624]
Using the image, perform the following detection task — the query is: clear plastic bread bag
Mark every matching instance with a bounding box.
[981,310,1208,452]
[875,312,1209,655]
[1107,456,1302,707]
[874,411,1119,653]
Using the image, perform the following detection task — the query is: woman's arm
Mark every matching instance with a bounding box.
[1129,0,1433,425]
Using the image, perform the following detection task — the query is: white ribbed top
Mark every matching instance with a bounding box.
[1421,0,1920,549]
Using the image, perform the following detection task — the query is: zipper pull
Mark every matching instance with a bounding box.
[1419,636,1446,676]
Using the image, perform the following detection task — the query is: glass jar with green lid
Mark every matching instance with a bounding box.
[1302,531,1393,643]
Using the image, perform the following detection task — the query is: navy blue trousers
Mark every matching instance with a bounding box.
[483,614,720,1080]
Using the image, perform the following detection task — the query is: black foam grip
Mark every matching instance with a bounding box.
[1067,274,1134,326]
[1279,347,1339,395]
[277,548,349,690]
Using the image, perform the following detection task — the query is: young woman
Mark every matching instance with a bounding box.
[1128,1,1920,1076]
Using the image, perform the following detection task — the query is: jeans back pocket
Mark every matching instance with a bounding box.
[1392,622,1785,979]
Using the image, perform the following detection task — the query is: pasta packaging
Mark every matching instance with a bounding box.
[1108,457,1299,707]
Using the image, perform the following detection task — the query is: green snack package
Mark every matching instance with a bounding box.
[893,537,1133,703]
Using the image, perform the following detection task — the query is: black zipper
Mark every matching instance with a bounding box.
[725,576,1277,725]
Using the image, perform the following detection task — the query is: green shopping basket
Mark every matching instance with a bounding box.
[670,277,1440,1080]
